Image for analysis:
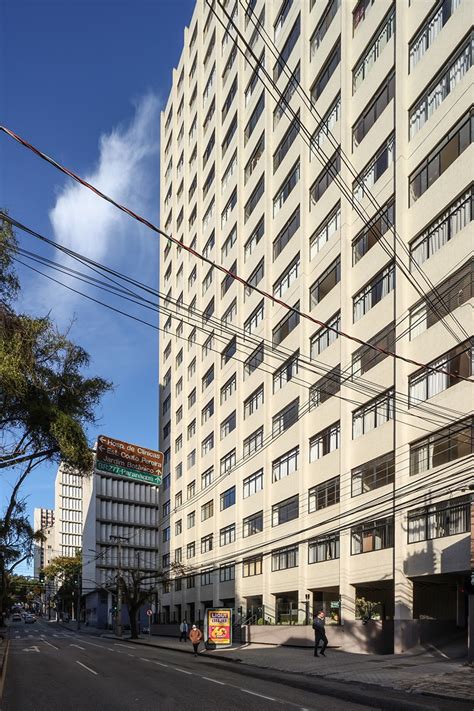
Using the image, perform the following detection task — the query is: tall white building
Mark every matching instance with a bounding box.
[82,457,160,628]
[158,0,473,652]
[33,508,55,578]
[54,463,83,558]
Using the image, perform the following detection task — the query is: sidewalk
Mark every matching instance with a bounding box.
[100,632,473,703]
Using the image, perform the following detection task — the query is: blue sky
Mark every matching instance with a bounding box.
[0,0,195,574]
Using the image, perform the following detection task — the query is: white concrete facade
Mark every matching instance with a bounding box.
[33,508,55,578]
[158,0,473,648]
[54,463,83,558]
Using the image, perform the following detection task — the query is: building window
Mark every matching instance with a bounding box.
[188,388,197,408]
[409,340,472,406]
[352,389,394,439]
[203,130,215,168]
[309,257,340,308]
[274,14,300,81]
[353,262,395,322]
[274,63,300,127]
[222,114,237,156]
[353,0,375,32]
[163,527,170,543]
[222,189,237,229]
[272,446,298,483]
[243,511,263,538]
[409,261,473,339]
[221,373,237,403]
[409,109,473,205]
[221,411,237,439]
[162,554,170,568]
[274,113,300,173]
[408,496,470,543]
[271,545,298,571]
[187,450,196,469]
[243,427,264,456]
[352,197,394,264]
[186,576,195,589]
[245,258,264,299]
[244,92,265,145]
[244,385,264,418]
[201,499,214,521]
[175,435,182,453]
[244,300,264,335]
[272,495,299,526]
[203,231,215,259]
[311,94,341,156]
[310,150,340,205]
[273,352,299,393]
[203,333,214,359]
[201,569,212,586]
[410,32,473,140]
[410,417,473,475]
[273,207,299,260]
[187,419,196,440]
[201,467,213,490]
[410,187,472,269]
[202,366,214,393]
[220,524,236,546]
[353,134,394,202]
[351,518,394,554]
[244,342,264,376]
[202,399,214,424]
[175,519,182,536]
[220,564,235,582]
[201,534,213,554]
[273,303,300,346]
[272,398,299,436]
[245,50,264,105]
[352,322,394,377]
[221,262,237,298]
[311,41,340,103]
[353,71,395,148]
[221,336,237,366]
[220,449,236,475]
[273,254,299,298]
[176,377,183,397]
[409,0,462,71]
[308,533,340,563]
[187,511,195,529]
[310,421,340,461]
[352,451,395,497]
[220,486,236,511]
[310,0,340,57]
[353,8,395,92]
[245,176,265,222]
[310,312,340,357]
[273,162,300,216]
[222,151,238,193]
[310,203,340,260]
[243,469,263,498]
[222,300,237,328]
[222,76,237,121]
[245,217,264,261]
[201,433,214,456]
[309,476,340,513]
[243,555,262,577]
[245,133,265,184]
[310,365,340,409]
[222,225,237,259]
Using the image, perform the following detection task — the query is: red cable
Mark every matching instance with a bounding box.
[1,124,472,383]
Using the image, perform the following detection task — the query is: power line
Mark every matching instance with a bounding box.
[0,125,470,383]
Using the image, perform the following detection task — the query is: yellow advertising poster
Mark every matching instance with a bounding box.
[206,608,232,646]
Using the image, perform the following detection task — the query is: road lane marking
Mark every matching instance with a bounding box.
[201,676,225,685]
[140,657,152,662]
[78,640,110,650]
[174,668,192,675]
[242,689,275,701]
[114,643,135,649]
[22,646,40,653]
[42,641,59,650]
[154,662,168,667]
[70,644,85,651]
[76,661,98,676]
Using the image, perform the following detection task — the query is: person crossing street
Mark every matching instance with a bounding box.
[313,610,328,657]
[189,624,203,656]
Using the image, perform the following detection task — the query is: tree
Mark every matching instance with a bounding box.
[43,552,82,620]
[119,564,184,640]
[0,216,112,623]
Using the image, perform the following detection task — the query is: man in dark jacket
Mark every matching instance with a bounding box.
[313,610,328,657]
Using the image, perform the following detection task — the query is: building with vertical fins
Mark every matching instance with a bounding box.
[158,0,473,652]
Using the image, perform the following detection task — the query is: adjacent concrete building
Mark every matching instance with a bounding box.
[33,508,55,579]
[82,456,161,629]
[54,463,83,558]
[157,0,473,651]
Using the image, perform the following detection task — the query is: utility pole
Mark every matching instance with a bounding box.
[76,571,82,631]
[110,535,128,638]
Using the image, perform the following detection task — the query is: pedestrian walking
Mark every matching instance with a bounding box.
[189,624,203,656]
[313,610,328,657]
[179,620,188,642]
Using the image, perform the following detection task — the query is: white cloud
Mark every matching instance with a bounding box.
[49,93,161,266]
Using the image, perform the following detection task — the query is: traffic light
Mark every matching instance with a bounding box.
[39,571,45,583]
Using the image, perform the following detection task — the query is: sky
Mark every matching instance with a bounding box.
[0,0,196,575]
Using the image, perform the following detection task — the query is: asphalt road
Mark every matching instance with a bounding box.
[2,618,370,711]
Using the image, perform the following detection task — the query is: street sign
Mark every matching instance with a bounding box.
[205,608,232,647]
[146,609,153,617]
[96,435,163,485]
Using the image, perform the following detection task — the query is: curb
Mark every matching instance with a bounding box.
[99,635,465,710]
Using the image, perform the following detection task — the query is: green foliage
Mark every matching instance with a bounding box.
[43,552,82,583]
[0,215,19,304]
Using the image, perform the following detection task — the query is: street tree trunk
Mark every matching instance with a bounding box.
[129,606,139,639]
